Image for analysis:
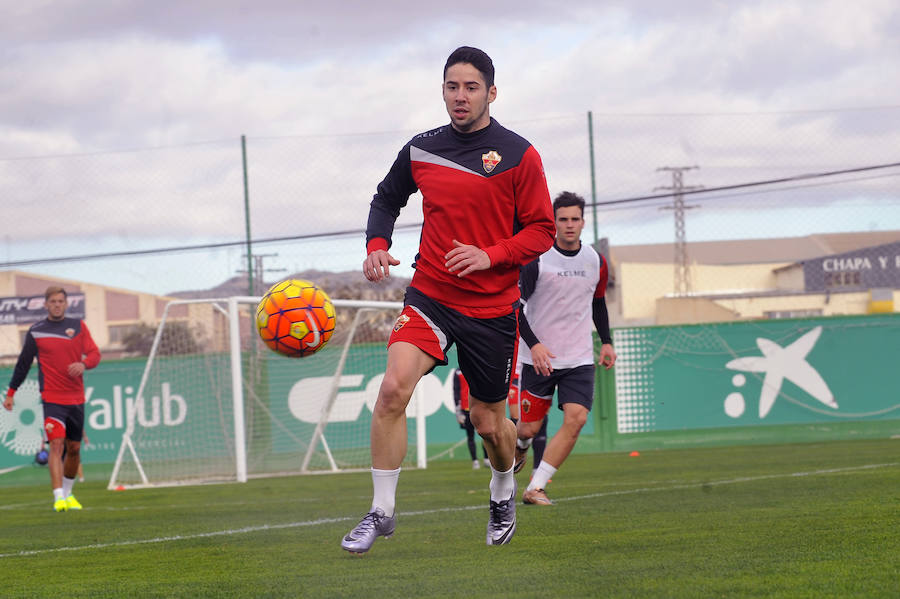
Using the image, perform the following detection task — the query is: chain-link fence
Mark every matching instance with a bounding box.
[2,108,899,327]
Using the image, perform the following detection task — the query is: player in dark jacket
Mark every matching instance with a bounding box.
[342,46,554,553]
[5,286,101,512]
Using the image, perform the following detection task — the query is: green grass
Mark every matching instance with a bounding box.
[1,438,898,598]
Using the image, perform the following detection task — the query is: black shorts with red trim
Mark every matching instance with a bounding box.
[519,363,595,423]
[42,401,85,442]
[389,286,518,403]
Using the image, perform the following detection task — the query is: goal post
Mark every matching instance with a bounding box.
[108,296,416,489]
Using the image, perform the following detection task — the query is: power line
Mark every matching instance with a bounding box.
[5,105,899,162]
[589,160,900,208]
[596,172,900,214]
[0,223,424,268]
[0,138,238,162]
[3,161,898,269]
[574,104,900,118]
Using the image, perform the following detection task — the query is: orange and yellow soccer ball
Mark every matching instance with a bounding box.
[256,279,336,358]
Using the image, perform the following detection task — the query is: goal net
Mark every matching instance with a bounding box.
[108,297,420,489]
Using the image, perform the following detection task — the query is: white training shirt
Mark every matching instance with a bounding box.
[518,244,605,370]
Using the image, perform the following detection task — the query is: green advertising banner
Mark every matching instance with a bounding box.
[0,359,153,469]
[612,314,900,434]
[15,314,890,472]
[255,341,583,459]
[259,347,465,455]
[0,349,494,470]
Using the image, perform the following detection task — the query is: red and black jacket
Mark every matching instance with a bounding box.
[366,118,555,317]
[9,317,101,405]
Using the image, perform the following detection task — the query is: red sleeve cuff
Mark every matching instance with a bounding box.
[366,238,389,254]
[483,245,503,268]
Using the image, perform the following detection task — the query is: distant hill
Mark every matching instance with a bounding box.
[167,269,410,302]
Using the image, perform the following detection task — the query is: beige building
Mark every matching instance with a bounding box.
[0,270,190,360]
[605,231,900,326]
[3,230,898,357]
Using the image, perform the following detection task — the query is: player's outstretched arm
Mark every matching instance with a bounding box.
[363,249,401,282]
[444,240,491,278]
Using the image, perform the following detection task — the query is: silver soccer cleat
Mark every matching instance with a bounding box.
[486,483,517,545]
[341,508,396,554]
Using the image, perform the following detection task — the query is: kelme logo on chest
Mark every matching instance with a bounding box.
[482,150,502,173]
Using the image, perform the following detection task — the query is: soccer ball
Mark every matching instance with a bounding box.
[255,279,336,358]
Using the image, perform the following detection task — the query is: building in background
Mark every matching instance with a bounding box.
[3,229,898,357]
[0,270,188,360]
[605,230,900,325]
[0,268,406,362]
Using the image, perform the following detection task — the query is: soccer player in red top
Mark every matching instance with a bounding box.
[342,46,555,553]
[4,286,101,512]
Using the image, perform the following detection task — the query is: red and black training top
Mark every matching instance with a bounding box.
[8,317,101,405]
[366,118,555,318]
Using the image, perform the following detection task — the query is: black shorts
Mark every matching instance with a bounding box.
[519,364,595,423]
[388,286,518,403]
[43,402,85,442]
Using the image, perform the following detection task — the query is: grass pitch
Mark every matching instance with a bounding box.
[1,438,897,598]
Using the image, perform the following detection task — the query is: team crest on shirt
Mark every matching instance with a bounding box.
[393,314,410,332]
[65,328,75,337]
[482,150,502,173]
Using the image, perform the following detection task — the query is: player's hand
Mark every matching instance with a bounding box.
[530,343,556,376]
[67,362,86,377]
[598,343,617,370]
[444,240,490,278]
[363,249,400,282]
[3,389,14,411]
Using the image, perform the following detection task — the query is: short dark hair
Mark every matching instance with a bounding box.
[45,286,67,300]
[553,191,586,217]
[444,46,495,88]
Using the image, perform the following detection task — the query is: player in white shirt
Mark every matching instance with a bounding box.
[514,191,617,505]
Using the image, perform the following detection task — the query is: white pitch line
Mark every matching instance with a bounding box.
[0,516,358,558]
[1,461,896,559]
[552,462,899,504]
[0,502,43,511]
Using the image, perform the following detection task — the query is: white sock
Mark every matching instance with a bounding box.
[527,461,557,491]
[370,467,400,517]
[489,464,515,503]
[62,476,75,497]
[53,488,65,501]
[516,437,533,450]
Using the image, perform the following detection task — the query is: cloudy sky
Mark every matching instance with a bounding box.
[2,0,899,295]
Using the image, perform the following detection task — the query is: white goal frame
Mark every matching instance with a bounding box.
[107,296,424,489]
